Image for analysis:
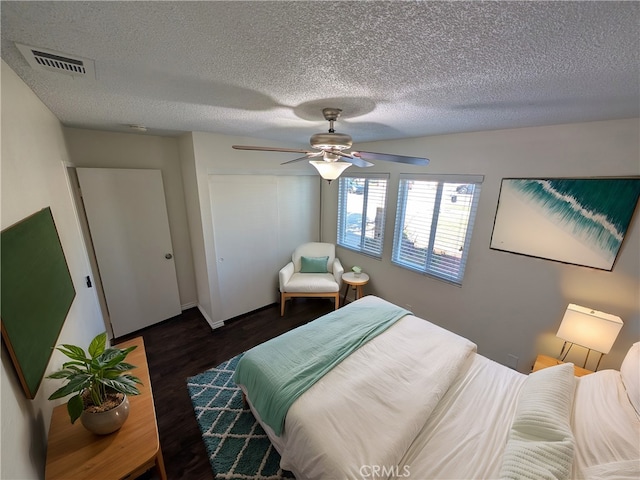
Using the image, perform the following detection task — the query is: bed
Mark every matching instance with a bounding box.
[234,295,640,480]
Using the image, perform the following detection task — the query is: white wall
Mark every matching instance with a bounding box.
[1,62,106,479]
[178,133,215,323]
[63,128,197,309]
[322,118,640,372]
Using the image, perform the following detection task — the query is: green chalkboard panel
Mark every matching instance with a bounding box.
[1,207,76,398]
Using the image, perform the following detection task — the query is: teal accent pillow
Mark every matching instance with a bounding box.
[300,256,329,273]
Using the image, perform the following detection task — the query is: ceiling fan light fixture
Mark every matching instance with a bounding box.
[323,151,341,162]
[309,160,351,182]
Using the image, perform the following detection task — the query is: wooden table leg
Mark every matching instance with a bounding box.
[155,448,168,480]
[342,283,350,306]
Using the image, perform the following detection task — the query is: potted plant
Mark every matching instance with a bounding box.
[47,332,142,434]
[352,266,362,277]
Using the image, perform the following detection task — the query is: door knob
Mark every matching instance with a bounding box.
[165,253,173,259]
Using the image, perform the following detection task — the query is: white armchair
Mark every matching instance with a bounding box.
[279,242,344,316]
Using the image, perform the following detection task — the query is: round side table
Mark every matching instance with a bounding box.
[341,272,370,306]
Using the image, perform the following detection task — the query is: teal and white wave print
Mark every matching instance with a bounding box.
[511,178,640,262]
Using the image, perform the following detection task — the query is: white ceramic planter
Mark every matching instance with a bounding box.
[80,395,130,435]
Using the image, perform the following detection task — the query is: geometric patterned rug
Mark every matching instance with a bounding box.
[187,354,295,479]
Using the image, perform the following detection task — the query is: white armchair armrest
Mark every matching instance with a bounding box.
[279,261,295,292]
[332,258,344,287]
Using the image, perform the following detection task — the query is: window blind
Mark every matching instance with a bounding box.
[337,174,389,258]
[392,174,483,284]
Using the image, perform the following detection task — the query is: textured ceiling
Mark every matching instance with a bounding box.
[1,1,638,146]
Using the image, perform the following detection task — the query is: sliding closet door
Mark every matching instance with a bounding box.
[209,175,319,321]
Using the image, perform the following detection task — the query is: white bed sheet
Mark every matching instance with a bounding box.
[394,353,526,479]
[572,370,640,479]
[393,361,640,480]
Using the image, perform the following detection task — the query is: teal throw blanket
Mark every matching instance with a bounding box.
[233,300,410,436]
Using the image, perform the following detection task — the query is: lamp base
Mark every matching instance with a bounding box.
[558,342,605,371]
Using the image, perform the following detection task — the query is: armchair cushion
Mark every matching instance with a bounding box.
[300,256,329,273]
[283,273,340,293]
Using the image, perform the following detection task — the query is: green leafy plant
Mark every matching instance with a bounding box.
[47,332,142,423]
[352,266,362,274]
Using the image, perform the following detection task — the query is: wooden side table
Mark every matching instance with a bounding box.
[531,354,593,377]
[341,272,370,306]
[45,337,166,480]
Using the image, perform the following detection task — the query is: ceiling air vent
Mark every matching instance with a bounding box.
[16,43,95,79]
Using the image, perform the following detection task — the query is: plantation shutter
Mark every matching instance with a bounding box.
[392,174,483,284]
[337,174,389,258]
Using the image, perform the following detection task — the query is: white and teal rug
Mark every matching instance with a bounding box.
[187,354,295,480]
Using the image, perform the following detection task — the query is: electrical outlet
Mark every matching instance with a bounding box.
[506,354,519,370]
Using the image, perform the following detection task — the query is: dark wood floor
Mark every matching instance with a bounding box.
[116,298,334,480]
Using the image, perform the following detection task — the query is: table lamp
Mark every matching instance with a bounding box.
[556,303,623,370]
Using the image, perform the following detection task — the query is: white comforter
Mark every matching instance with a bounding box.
[249,296,477,480]
[394,354,526,479]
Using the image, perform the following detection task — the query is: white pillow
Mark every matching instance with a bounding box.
[511,362,576,438]
[620,342,640,416]
[500,363,576,480]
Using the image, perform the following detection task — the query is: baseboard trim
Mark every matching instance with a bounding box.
[181,301,197,310]
[198,305,225,330]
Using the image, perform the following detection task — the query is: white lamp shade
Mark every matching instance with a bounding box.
[556,304,623,354]
[309,160,351,181]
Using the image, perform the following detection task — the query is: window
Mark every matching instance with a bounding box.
[392,174,483,284]
[337,175,389,257]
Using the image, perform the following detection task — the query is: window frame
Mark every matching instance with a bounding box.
[391,174,483,285]
[337,173,390,258]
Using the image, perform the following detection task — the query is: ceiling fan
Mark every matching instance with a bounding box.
[232,108,430,182]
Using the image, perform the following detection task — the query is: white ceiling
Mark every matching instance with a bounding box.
[1,1,638,146]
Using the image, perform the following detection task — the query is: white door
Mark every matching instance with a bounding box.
[77,168,181,337]
[209,176,280,320]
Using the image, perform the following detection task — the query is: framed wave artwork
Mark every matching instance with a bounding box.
[490,177,640,271]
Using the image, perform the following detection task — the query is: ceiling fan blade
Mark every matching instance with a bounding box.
[334,151,374,168]
[281,152,322,165]
[232,145,312,154]
[354,151,430,166]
